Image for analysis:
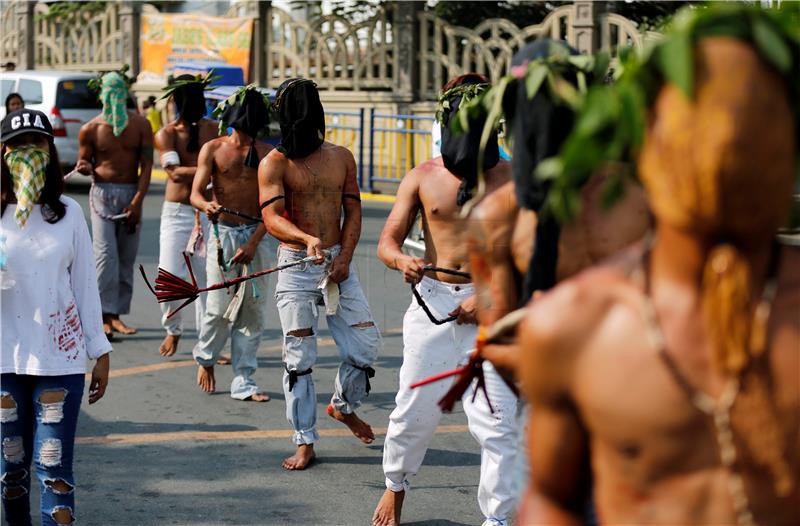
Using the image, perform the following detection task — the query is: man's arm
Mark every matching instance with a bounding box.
[328,150,361,283]
[376,167,426,283]
[190,141,220,220]
[154,126,196,182]
[76,123,95,175]
[258,149,323,261]
[516,288,594,525]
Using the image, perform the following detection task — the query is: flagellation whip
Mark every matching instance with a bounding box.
[140,252,323,319]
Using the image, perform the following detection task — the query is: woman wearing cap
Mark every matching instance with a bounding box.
[0,109,111,525]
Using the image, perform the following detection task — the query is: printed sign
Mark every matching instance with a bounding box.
[141,12,253,79]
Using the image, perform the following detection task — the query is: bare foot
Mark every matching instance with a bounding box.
[243,392,270,402]
[327,403,375,444]
[109,317,137,335]
[103,322,114,341]
[282,444,316,470]
[196,365,215,393]
[216,355,232,365]
[159,334,180,357]
[372,489,405,526]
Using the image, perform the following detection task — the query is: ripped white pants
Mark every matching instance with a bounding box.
[275,245,381,445]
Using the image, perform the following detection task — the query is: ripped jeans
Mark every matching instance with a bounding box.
[1,373,84,526]
[276,245,381,445]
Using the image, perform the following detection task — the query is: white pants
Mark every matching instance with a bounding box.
[192,222,274,400]
[158,201,207,335]
[383,277,520,526]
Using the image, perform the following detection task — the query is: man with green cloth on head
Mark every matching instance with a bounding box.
[77,71,154,339]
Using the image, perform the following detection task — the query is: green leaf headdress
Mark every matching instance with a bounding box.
[87,64,135,96]
[447,39,608,212]
[159,71,221,101]
[537,3,800,224]
[211,84,272,137]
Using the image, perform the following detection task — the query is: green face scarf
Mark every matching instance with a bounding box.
[4,144,50,227]
[100,72,129,137]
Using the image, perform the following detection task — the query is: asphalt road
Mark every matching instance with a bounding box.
[47,181,514,526]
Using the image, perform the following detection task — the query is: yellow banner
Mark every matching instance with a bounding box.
[141,13,253,79]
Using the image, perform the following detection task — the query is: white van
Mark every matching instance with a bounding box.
[1,71,135,169]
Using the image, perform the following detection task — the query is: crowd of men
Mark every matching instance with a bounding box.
[66,4,797,525]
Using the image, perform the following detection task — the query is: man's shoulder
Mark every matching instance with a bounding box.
[408,157,446,180]
[473,180,516,222]
[521,247,642,361]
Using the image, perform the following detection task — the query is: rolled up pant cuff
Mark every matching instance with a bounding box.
[385,478,409,493]
[293,428,319,445]
[330,395,357,415]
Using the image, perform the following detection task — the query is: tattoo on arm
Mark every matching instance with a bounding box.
[260,195,285,209]
[141,145,154,160]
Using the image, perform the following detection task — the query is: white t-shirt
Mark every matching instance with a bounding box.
[1,196,112,375]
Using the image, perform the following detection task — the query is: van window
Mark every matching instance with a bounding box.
[1,79,15,101]
[17,79,43,104]
[57,79,102,110]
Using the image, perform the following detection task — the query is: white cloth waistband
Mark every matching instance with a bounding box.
[418,275,474,296]
[160,150,180,167]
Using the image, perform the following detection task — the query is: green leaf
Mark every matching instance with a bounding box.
[752,16,792,73]
[657,29,693,98]
[592,51,611,81]
[535,158,563,181]
[525,65,548,100]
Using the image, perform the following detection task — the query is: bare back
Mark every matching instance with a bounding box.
[417,157,510,283]
[155,119,219,203]
[79,112,152,184]
[206,136,272,224]
[520,245,800,525]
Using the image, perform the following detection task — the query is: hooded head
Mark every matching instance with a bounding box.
[216,87,270,169]
[273,78,325,159]
[100,72,130,137]
[169,74,208,152]
[503,39,578,211]
[438,74,499,206]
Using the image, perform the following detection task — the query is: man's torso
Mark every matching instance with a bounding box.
[87,112,146,184]
[163,119,218,204]
[564,247,799,525]
[210,137,272,225]
[282,142,350,249]
[418,157,511,284]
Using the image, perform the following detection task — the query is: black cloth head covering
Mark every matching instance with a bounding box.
[219,88,269,169]
[439,81,500,206]
[274,78,325,159]
[171,74,207,152]
[503,39,580,304]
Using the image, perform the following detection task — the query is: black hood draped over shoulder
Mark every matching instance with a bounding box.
[502,39,580,304]
[440,82,499,206]
[219,89,269,169]
[273,78,325,159]
[171,74,208,152]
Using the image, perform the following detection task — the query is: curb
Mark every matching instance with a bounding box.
[151,169,396,204]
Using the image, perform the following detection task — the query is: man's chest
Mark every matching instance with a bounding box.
[285,167,345,196]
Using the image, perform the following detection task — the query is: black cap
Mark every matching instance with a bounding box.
[1,109,54,142]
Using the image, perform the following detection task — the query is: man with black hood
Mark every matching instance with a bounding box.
[259,78,381,471]
[189,86,275,402]
[154,74,219,357]
[373,74,520,526]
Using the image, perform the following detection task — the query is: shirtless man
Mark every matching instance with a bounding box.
[154,75,219,357]
[190,87,274,402]
[518,36,799,525]
[373,75,520,526]
[77,71,153,338]
[259,78,381,470]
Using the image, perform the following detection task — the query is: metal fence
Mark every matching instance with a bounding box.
[367,110,435,193]
[325,109,366,187]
